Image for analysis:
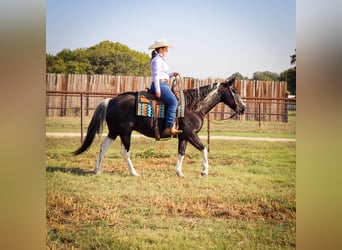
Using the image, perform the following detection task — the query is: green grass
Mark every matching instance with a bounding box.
[46,136,296,249]
[46,111,296,139]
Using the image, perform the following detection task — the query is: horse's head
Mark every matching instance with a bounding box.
[220,77,246,115]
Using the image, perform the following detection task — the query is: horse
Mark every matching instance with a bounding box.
[73,77,245,177]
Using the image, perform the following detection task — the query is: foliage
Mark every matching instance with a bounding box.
[229,72,249,80]
[280,67,296,95]
[46,41,151,76]
[252,71,280,81]
[290,49,296,66]
[251,67,296,95]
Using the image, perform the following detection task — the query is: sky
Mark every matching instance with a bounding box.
[46,0,296,79]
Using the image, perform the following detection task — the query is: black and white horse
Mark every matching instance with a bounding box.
[73,77,245,177]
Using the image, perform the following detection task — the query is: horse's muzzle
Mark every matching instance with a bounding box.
[236,105,246,115]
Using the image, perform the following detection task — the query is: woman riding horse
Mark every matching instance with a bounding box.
[73,77,245,177]
[148,39,183,137]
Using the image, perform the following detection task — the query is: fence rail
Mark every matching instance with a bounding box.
[46,91,296,120]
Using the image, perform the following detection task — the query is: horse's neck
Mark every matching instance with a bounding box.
[186,83,221,115]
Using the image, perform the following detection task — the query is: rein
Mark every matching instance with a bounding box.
[171,75,184,93]
[203,83,239,122]
[227,112,238,119]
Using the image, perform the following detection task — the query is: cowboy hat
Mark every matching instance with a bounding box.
[148,39,174,50]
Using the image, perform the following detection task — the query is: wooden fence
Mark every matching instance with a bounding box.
[46,73,289,122]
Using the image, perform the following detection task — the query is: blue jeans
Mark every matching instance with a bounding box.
[151,82,178,128]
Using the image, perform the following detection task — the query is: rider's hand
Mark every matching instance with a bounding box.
[156,92,161,99]
[173,72,179,77]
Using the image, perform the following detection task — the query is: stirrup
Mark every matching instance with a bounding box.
[162,127,183,137]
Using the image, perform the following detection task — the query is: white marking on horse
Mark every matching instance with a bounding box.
[175,154,185,177]
[95,136,113,174]
[201,147,209,176]
[175,147,209,177]
[195,84,219,112]
[120,143,140,176]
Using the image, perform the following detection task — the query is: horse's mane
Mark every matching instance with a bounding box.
[184,83,220,111]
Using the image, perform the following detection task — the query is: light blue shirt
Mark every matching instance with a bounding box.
[150,54,173,94]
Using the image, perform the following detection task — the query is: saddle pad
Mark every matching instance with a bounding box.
[136,91,185,118]
[137,92,165,118]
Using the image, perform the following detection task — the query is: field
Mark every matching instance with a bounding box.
[46,117,296,249]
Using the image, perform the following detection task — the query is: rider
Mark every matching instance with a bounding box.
[148,39,183,137]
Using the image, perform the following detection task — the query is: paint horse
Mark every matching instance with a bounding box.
[73,77,245,177]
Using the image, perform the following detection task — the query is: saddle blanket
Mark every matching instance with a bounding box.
[136,91,185,118]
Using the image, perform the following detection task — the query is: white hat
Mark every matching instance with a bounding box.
[148,39,174,50]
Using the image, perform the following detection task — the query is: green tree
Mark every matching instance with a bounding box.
[46,54,66,73]
[290,49,296,66]
[253,71,279,81]
[229,72,248,80]
[86,40,150,76]
[279,49,297,95]
[46,40,150,76]
[280,67,296,95]
[56,49,75,62]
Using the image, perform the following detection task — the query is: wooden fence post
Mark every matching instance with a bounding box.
[80,93,83,143]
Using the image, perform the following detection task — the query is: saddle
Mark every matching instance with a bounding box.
[136,85,185,140]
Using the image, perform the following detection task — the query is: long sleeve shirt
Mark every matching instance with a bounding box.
[150,54,174,94]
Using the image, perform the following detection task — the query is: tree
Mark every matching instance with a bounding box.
[56,49,75,62]
[252,71,279,81]
[280,68,296,95]
[290,49,296,66]
[46,54,66,73]
[46,40,150,76]
[279,49,297,95]
[229,72,248,80]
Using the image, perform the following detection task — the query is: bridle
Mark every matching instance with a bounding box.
[227,83,243,119]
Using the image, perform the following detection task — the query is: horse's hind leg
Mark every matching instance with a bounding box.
[120,134,140,177]
[95,136,113,174]
[176,139,188,177]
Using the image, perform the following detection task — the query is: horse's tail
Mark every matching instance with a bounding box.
[73,98,111,155]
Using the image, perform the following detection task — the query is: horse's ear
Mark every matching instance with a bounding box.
[225,77,236,87]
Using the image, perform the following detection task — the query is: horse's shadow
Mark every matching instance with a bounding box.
[46,166,94,176]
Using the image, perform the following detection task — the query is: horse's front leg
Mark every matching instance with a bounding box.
[200,147,209,176]
[120,144,140,176]
[120,134,140,177]
[187,134,209,176]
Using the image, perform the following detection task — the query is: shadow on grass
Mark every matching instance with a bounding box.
[46,166,94,176]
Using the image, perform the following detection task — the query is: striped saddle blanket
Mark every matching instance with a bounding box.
[136,90,185,118]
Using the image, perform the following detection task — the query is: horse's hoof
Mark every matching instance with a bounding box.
[131,172,140,177]
[94,170,101,175]
[176,172,185,178]
[201,172,208,177]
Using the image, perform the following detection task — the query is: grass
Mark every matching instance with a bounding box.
[45,111,296,139]
[46,135,296,249]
